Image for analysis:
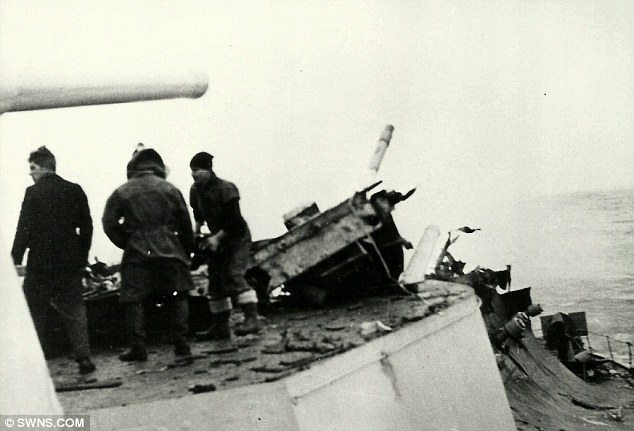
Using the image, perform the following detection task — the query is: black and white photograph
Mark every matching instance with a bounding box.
[1,1,633,430]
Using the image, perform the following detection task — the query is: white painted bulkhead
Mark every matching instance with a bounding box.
[91,287,516,431]
[287,291,515,431]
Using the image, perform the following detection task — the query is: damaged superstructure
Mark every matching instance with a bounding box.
[246,182,415,304]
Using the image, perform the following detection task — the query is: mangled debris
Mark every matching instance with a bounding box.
[192,181,415,305]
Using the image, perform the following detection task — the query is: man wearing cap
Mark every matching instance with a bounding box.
[12,146,96,375]
[189,152,262,340]
[103,148,195,361]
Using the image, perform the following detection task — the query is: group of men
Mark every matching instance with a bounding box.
[11,146,262,375]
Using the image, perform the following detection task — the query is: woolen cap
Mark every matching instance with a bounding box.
[190,152,214,171]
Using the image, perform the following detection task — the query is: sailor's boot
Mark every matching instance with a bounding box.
[119,303,148,362]
[234,302,262,336]
[195,310,231,341]
[77,357,96,374]
[173,296,192,357]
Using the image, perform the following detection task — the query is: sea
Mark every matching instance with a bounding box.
[525,187,634,363]
[450,186,634,364]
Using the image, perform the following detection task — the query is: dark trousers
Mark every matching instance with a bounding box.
[207,234,252,301]
[23,271,91,360]
[125,292,189,346]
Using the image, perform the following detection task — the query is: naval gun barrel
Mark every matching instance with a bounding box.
[0,72,208,115]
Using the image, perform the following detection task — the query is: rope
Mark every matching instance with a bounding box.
[346,196,418,297]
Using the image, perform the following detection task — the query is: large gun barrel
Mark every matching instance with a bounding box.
[0,72,208,115]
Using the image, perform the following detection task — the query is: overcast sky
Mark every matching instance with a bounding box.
[1,0,633,266]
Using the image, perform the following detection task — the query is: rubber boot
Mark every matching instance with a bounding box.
[195,310,231,341]
[234,302,262,336]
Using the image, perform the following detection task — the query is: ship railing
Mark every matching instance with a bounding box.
[584,330,633,369]
[533,327,633,370]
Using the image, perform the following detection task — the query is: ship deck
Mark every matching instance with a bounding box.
[52,282,472,414]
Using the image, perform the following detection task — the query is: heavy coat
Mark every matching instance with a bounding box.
[12,174,93,273]
[102,172,195,302]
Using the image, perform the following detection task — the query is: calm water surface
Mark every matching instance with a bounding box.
[489,187,633,361]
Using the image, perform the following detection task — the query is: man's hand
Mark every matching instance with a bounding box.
[15,265,26,277]
[201,235,222,253]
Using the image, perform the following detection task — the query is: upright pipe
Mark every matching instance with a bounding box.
[0,72,208,115]
[368,124,394,175]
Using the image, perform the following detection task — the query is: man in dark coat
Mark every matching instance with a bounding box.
[189,152,262,340]
[12,146,96,375]
[102,148,195,361]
